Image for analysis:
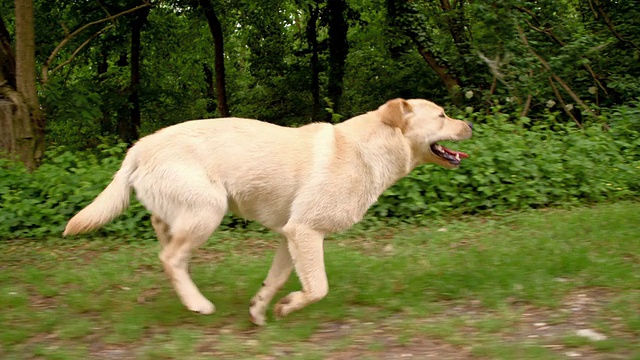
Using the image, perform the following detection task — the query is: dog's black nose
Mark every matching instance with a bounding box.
[466,121,474,130]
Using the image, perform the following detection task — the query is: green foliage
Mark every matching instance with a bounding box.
[369,106,639,224]
[0,143,152,239]
[5,0,636,150]
[1,107,638,240]
[41,77,105,148]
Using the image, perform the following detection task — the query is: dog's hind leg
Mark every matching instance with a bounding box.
[159,206,225,315]
[151,214,171,248]
[274,224,328,318]
[249,237,293,325]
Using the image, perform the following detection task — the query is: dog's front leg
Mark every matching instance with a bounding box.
[249,237,293,325]
[274,225,328,318]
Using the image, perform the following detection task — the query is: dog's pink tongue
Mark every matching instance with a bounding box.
[442,146,469,159]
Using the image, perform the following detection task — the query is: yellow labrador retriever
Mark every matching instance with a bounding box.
[64,98,472,325]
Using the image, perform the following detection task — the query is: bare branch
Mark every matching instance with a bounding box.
[522,19,565,46]
[489,75,497,95]
[97,0,114,17]
[520,94,532,118]
[478,52,508,87]
[41,1,152,84]
[551,73,593,116]
[520,70,533,118]
[584,62,607,95]
[478,51,525,105]
[548,77,583,128]
[512,5,537,21]
[49,25,114,77]
[59,21,70,37]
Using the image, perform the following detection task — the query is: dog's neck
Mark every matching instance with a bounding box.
[335,115,413,194]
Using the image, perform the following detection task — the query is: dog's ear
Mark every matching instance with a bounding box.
[380,98,413,130]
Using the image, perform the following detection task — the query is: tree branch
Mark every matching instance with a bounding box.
[516,23,594,117]
[512,5,537,21]
[41,1,152,84]
[520,93,532,118]
[49,24,114,77]
[589,0,640,51]
[520,70,533,118]
[548,77,583,128]
[518,10,608,95]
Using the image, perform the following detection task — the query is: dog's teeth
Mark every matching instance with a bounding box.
[455,153,460,160]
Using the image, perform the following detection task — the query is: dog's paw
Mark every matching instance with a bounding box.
[249,311,266,326]
[249,302,266,326]
[186,298,215,315]
[274,294,294,318]
[249,296,267,325]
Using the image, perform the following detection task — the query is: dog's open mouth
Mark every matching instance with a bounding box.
[430,143,469,165]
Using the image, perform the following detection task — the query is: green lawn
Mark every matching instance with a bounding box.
[1,202,639,359]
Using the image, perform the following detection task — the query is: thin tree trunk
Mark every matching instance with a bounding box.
[549,77,583,129]
[327,0,349,117]
[417,47,463,105]
[0,15,16,149]
[198,0,229,117]
[306,2,321,122]
[0,16,16,89]
[203,64,217,114]
[12,0,44,169]
[118,6,150,144]
[1,14,25,162]
[387,0,463,105]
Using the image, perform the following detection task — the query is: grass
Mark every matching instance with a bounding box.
[0,201,639,359]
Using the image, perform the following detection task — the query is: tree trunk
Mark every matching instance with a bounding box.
[0,16,17,153]
[0,0,45,170]
[198,0,230,117]
[306,2,321,122]
[387,0,463,105]
[327,0,349,117]
[416,47,463,104]
[203,64,217,114]
[0,16,16,89]
[118,6,150,144]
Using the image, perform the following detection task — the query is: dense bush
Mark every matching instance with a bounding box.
[1,106,638,240]
[369,106,640,224]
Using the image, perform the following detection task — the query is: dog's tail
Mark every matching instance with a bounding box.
[63,146,140,236]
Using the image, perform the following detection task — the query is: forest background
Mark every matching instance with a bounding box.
[0,0,639,238]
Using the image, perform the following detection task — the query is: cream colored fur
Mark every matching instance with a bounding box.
[64,98,472,324]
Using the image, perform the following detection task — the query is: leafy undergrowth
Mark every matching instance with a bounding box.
[0,202,639,359]
[2,104,639,240]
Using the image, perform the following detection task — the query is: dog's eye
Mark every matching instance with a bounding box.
[439,113,445,118]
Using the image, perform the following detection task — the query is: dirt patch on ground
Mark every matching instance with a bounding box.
[509,287,623,338]
[15,291,633,360]
[193,236,279,264]
[503,287,633,359]
[306,320,474,360]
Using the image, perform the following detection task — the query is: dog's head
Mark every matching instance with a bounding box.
[380,98,473,169]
